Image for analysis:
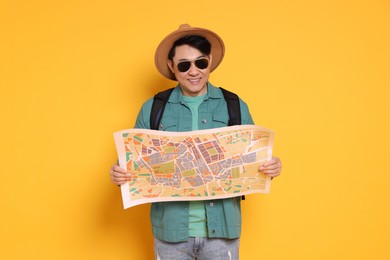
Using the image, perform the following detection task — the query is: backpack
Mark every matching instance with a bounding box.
[150,87,241,130]
[150,87,246,200]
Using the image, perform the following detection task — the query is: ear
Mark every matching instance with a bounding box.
[209,54,213,68]
[167,60,174,73]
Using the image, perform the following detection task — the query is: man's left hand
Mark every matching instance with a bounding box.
[259,156,282,178]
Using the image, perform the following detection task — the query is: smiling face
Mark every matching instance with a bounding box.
[167,44,212,97]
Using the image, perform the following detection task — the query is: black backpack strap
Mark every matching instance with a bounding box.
[220,87,241,126]
[150,88,174,130]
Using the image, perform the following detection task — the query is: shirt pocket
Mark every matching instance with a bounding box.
[212,113,229,128]
[159,117,177,131]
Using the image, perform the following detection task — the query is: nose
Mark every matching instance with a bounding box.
[188,62,199,76]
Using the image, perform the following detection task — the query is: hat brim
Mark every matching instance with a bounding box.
[155,25,225,80]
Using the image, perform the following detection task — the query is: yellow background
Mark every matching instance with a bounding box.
[1,0,389,259]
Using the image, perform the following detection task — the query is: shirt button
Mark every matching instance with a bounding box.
[212,230,216,234]
[210,202,214,207]
[201,119,207,124]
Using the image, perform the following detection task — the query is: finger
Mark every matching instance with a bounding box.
[259,165,281,175]
[112,176,131,182]
[111,176,131,185]
[259,164,281,172]
[262,168,280,174]
[111,168,132,177]
[263,158,280,167]
[112,165,128,174]
[111,169,130,179]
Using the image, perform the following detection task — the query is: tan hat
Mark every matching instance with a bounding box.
[154,24,225,80]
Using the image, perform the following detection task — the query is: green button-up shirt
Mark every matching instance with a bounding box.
[134,82,254,242]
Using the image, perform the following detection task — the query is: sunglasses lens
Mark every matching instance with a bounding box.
[177,61,191,72]
[195,59,209,69]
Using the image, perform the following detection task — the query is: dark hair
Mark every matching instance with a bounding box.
[168,35,211,60]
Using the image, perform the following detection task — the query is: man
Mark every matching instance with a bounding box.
[110,24,282,259]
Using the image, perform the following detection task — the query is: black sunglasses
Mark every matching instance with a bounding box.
[176,58,209,73]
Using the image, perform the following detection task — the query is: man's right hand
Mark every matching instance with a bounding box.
[110,164,132,186]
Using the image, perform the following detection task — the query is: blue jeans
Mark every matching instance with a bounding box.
[154,237,240,260]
